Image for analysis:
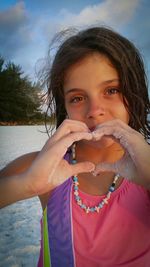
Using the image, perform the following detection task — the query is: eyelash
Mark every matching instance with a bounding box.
[105,88,120,95]
[70,96,86,103]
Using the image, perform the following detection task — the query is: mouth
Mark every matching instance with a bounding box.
[89,126,97,132]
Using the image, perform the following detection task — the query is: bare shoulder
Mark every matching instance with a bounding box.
[0,151,39,177]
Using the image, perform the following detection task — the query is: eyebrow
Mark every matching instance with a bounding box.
[64,79,120,95]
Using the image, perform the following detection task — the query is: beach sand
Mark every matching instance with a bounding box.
[0,197,42,267]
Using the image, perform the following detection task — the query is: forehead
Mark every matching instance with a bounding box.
[64,53,118,89]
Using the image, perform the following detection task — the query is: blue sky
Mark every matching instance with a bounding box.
[0,0,150,90]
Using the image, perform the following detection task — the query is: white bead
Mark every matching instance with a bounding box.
[72,142,118,214]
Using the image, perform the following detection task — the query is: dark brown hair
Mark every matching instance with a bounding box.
[44,26,150,139]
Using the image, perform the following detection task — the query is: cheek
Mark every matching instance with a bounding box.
[65,105,85,120]
[67,110,83,120]
[115,105,129,124]
[117,97,130,124]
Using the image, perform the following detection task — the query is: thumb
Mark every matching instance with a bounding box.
[93,162,118,175]
[71,161,95,175]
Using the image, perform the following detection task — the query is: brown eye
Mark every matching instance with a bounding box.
[70,96,86,103]
[106,88,120,95]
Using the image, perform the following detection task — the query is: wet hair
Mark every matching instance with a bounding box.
[44,26,150,140]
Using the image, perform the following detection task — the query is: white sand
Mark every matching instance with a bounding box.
[0,198,42,267]
[0,126,48,267]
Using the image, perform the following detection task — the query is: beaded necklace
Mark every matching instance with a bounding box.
[72,143,120,214]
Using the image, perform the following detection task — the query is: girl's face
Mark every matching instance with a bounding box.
[64,53,129,148]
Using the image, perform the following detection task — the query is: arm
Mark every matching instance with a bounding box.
[0,152,39,208]
[0,119,95,209]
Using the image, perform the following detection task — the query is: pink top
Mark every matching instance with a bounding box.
[72,179,150,267]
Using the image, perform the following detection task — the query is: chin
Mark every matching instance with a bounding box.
[83,137,115,149]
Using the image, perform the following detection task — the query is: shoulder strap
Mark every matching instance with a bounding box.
[42,151,75,267]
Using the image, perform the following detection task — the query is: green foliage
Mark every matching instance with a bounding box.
[0,56,45,124]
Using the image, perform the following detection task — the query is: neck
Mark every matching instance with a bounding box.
[75,141,124,195]
[76,140,124,164]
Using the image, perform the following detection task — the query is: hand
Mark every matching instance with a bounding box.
[25,119,95,196]
[92,119,150,188]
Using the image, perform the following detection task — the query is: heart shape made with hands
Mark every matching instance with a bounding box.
[71,120,150,185]
[79,130,135,181]
[72,130,123,174]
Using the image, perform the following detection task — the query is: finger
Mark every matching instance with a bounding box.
[93,162,119,175]
[93,118,135,144]
[43,119,90,150]
[35,132,93,172]
[71,161,95,175]
[56,119,90,137]
[92,126,133,152]
[93,156,134,180]
[52,131,93,157]
[95,119,132,132]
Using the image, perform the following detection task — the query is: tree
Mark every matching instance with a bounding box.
[0,56,45,124]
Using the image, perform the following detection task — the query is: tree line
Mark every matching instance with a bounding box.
[0,56,47,125]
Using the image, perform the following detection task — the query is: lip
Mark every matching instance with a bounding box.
[89,126,97,132]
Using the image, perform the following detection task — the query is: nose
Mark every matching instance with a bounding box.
[87,98,105,119]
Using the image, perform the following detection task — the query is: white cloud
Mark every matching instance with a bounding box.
[0,1,27,31]
[30,0,142,79]
[43,0,141,46]
[0,1,33,58]
[0,0,144,81]
[0,1,38,79]
[57,0,141,29]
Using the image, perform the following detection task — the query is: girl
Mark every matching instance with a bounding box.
[0,26,150,267]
